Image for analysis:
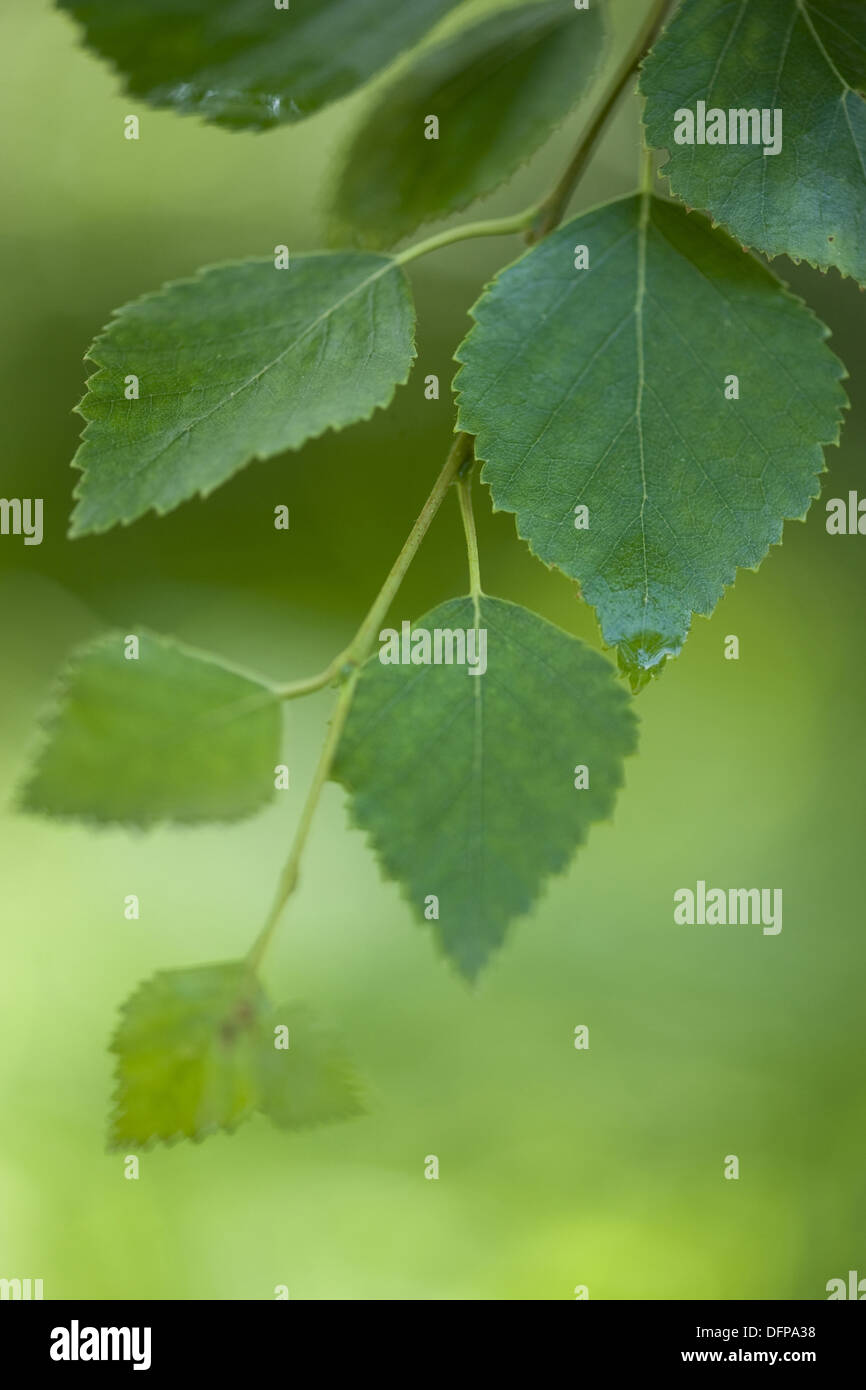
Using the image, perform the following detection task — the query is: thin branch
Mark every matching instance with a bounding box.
[348,432,474,664]
[247,432,473,970]
[394,209,539,266]
[276,656,346,701]
[247,668,360,973]
[526,0,673,243]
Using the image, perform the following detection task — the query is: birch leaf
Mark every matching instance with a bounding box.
[455,195,847,686]
[19,631,281,826]
[641,0,866,283]
[333,595,637,978]
[332,0,605,247]
[70,254,415,535]
[110,963,363,1149]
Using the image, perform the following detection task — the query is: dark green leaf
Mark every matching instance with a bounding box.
[455,195,847,686]
[331,0,606,248]
[70,254,416,535]
[333,595,638,978]
[641,0,866,283]
[58,0,462,131]
[110,962,363,1149]
[19,631,281,826]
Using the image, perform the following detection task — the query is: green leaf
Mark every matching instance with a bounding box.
[57,0,462,131]
[70,254,416,535]
[332,595,638,978]
[640,0,866,283]
[110,962,363,1149]
[331,0,606,248]
[454,195,847,687]
[257,1005,365,1130]
[18,631,281,827]
[110,964,265,1148]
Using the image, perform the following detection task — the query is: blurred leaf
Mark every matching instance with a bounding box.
[70,255,416,535]
[455,195,847,688]
[258,1004,365,1130]
[57,0,462,131]
[110,962,363,1149]
[333,595,638,978]
[110,963,265,1148]
[331,0,605,248]
[19,631,281,827]
[641,0,866,283]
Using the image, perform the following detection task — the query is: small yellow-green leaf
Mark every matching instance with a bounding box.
[109,963,266,1149]
[19,631,281,827]
[110,963,364,1150]
[258,1005,365,1130]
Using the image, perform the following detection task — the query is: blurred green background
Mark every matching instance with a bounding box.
[1,0,864,1300]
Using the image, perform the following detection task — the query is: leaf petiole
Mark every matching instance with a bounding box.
[393,208,541,265]
[526,0,673,243]
[457,466,482,601]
